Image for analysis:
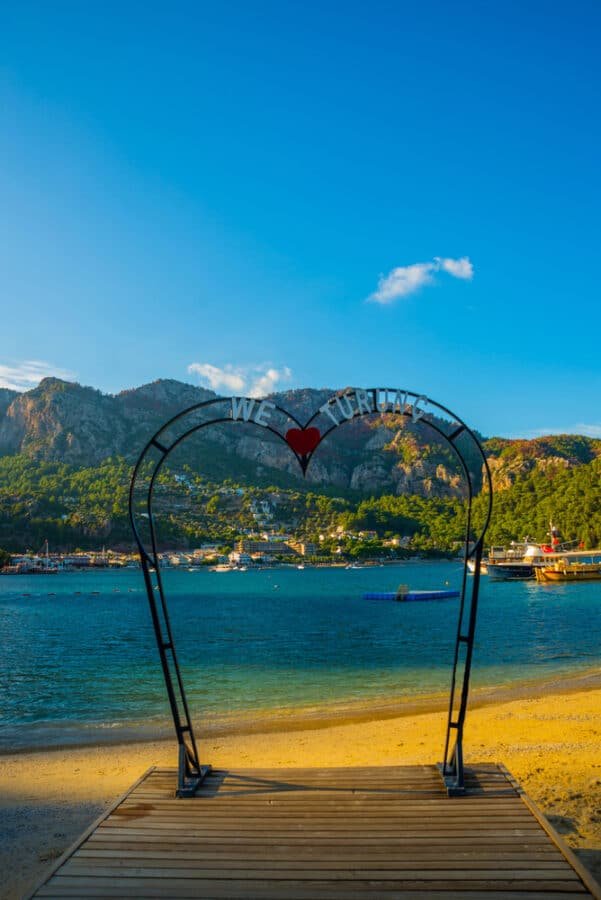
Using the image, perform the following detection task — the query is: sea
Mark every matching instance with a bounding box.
[1,562,600,752]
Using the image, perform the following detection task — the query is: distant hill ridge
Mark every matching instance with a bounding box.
[0,377,599,497]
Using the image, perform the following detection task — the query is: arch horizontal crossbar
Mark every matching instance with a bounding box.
[129,388,493,796]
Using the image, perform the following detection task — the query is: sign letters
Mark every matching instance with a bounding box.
[231,388,428,428]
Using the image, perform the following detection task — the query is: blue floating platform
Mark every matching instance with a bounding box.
[364,589,459,602]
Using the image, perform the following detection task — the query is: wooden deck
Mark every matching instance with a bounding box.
[31,764,601,899]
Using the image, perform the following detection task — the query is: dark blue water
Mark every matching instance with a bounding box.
[1,563,600,749]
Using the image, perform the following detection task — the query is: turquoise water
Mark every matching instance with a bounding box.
[1,563,600,750]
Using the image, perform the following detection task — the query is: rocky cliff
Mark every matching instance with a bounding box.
[0,388,17,420]
[0,378,214,464]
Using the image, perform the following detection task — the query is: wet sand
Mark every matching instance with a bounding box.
[2,679,600,899]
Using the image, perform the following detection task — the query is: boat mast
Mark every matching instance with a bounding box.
[549,519,560,550]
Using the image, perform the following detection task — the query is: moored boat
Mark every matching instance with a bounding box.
[468,541,549,579]
[486,560,540,580]
[534,560,601,583]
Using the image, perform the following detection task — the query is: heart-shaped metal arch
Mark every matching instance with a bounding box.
[129,388,493,797]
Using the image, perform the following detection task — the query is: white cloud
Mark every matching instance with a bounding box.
[248,366,293,398]
[574,424,601,438]
[188,362,293,398]
[368,263,436,304]
[368,256,474,304]
[187,363,246,393]
[434,256,474,280]
[511,424,601,439]
[0,360,77,392]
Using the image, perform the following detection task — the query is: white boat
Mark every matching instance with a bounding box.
[467,541,545,578]
[486,543,549,580]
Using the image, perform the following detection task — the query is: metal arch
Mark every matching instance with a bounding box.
[128,389,493,797]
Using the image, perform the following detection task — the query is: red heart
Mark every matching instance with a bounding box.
[285,427,321,456]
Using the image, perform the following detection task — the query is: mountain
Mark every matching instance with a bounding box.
[0,378,214,464]
[0,378,600,498]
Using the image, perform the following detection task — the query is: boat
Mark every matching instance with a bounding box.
[486,542,549,580]
[468,541,548,579]
[485,562,537,580]
[535,560,601,583]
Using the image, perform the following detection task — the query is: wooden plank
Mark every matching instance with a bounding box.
[99,822,545,835]
[110,805,534,815]
[61,859,580,878]
[116,803,533,815]
[84,828,563,844]
[106,811,539,824]
[121,794,524,804]
[35,886,590,900]
[58,868,582,885]
[34,875,589,895]
[71,849,573,871]
[120,801,520,810]
[104,809,539,824]
[117,796,528,807]
[80,845,564,859]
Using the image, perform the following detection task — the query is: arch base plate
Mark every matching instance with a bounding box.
[437,760,466,796]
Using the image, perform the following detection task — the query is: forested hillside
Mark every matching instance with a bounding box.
[473,456,601,547]
[1,450,599,554]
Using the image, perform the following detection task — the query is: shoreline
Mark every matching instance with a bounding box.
[0,557,449,575]
[2,678,601,898]
[2,664,601,755]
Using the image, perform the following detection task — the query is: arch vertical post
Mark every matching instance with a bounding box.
[439,537,486,794]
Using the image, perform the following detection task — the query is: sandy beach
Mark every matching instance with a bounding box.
[2,678,600,899]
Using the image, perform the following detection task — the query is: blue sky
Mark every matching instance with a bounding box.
[1,1,600,438]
